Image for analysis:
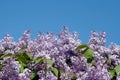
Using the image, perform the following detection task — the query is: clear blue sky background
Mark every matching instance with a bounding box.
[0,0,120,45]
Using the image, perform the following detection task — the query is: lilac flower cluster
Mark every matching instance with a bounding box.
[0,27,120,80]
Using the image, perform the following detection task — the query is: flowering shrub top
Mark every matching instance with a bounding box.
[0,27,120,80]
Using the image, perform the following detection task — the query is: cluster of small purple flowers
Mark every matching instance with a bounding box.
[0,27,120,80]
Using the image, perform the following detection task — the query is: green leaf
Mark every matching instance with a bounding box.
[82,48,94,65]
[31,71,37,79]
[15,53,29,65]
[22,52,32,60]
[75,44,88,50]
[0,50,3,56]
[59,69,64,75]
[30,70,40,80]
[46,59,53,66]
[20,46,27,51]
[115,66,120,74]
[19,62,24,73]
[109,69,117,77]
[83,48,94,59]
[26,52,32,59]
[71,74,77,80]
[51,67,58,77]
[87,57,94,64]
[33,56,43,64]
[0,63,4,69]
[0,53,12,59]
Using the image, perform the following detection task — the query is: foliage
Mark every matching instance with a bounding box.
[0,28,120,80]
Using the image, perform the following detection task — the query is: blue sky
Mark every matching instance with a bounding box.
[0,0,120,45]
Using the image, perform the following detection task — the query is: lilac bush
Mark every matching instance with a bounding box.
[0,27,120,80]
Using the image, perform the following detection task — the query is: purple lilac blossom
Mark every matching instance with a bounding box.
[0,27,120,80]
